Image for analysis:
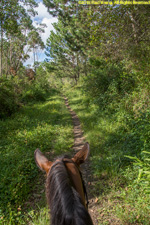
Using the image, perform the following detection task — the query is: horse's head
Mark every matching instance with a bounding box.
[34,143,90,208]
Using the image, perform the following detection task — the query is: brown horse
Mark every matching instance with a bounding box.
[34,142,93,225]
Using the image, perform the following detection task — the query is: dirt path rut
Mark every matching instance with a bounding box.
[64,96,99,225]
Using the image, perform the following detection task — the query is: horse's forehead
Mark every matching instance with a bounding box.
[52,158,79,175]
[65,161,86,207]
[65,161,80,176]
[50,158,86,207]
[51,158,64,166]
[54,158,81,180]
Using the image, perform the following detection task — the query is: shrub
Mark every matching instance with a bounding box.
[21,65,51,103]
[21,82,47,103]
[0,78,20,118]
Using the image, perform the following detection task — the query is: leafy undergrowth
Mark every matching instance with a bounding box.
[0,90,73,224]
[64,84,150,225]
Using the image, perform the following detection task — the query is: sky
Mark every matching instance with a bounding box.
[25,0,58,66]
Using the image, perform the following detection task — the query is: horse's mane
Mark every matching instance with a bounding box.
[46,157,93,225]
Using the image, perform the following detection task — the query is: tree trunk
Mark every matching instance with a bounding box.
[84,58,87,76]
[0,20,3,77]
[127,11,138,45]
[33,47,35,65]
[76,54,80,79]
[9,38,12,75]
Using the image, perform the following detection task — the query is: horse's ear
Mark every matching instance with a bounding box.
[34,149,52,174]
[72,142,90,165]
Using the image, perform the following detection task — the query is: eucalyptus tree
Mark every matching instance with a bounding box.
[46,20,83,83]
[0,0,38,76]
[28,28,45,71]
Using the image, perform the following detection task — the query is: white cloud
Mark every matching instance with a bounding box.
[41,17,58,44]
[33,2,58,44]
[35,2,51,20]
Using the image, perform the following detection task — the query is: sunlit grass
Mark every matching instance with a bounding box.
[0,91,73,224]
[29,207,50,225]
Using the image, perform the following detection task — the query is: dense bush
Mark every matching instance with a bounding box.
[83,57,136,110]
[21,82,47,102]
[0,65,51,119]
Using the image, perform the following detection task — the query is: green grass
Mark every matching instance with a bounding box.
[28,206,50,225]
[0,90,73,224]
[64,84,150,224]
[1,81,150,224]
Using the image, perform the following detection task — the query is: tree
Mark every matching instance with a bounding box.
[0,0,38,76]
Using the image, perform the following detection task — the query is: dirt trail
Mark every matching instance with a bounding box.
[64,96,99,225]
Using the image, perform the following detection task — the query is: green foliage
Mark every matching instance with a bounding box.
[83,57,135,109]
[0,92,73,224]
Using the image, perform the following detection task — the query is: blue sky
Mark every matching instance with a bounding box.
[25,0,57,66]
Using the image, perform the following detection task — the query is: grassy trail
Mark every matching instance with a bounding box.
[1,87,150,225]
[0,90,73,224]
